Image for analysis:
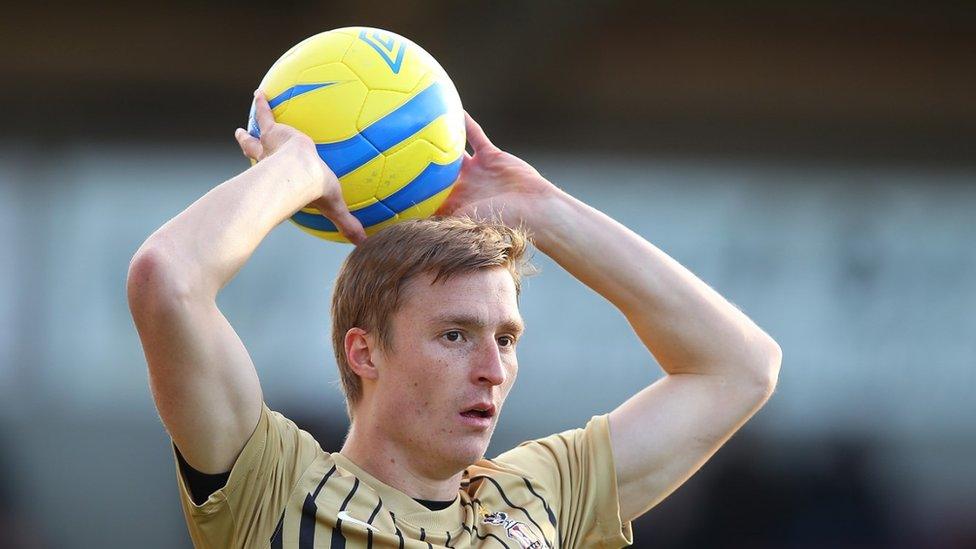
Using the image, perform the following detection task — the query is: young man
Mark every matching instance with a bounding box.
[127,90,781,548]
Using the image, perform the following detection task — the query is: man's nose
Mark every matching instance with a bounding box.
[472,340,507,386]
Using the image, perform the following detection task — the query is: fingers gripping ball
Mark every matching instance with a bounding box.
[247,27,465,243]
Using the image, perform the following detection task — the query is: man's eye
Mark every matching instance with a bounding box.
[444,331,463,342]
[498,336,515,347]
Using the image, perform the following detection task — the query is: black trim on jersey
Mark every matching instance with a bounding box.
[365,498,382,549]
[445,530,453,549]
[456,524,473,548]
[271,512,285,549]
[522,477,557,527]
[522,476,560,547]
[300,465,337,549]
[390,512,405,549]
[367,499,383,524]
[174,444,230,505]
[314,465,338,498]
[299,493,318,548]
[414,497,456,510]
[418,527,433,548]
[330,477,359,549]
[470,475,553,548]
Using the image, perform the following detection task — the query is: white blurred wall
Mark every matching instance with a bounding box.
[1,143,973,547]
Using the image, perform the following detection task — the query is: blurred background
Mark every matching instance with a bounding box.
[2,1,974,547]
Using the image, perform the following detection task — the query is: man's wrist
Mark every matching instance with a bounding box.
[268,143,328,205]
[519,183,574,252]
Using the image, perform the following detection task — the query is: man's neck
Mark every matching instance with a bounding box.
[340,423,464,502]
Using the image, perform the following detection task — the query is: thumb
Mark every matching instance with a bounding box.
[464,111,494,154]
[235,128,264,161]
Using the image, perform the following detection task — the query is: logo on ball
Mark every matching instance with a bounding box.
[358,30,405,74]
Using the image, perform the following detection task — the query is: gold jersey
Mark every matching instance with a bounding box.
[174,405,633,548]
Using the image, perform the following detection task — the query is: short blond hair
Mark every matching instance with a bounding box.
[330,216,532,419]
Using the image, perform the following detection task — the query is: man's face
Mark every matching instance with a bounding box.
[370,266,524,476]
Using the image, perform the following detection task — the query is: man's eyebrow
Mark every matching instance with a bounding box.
[430,313,525,335]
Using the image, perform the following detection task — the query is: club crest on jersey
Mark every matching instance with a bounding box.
[482,511,548,549]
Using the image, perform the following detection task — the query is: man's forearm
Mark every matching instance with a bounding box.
[529,187,780,380]
[135,146,320,297]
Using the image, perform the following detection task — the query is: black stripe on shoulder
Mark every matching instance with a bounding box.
[418,528,432,549]
[522,477,560,548]
[331,477,360,549]
[366,495,384,549]
[469,475,553,548]
[390,512,405,549]
[340,478,360,510]
[299,493,318,548]
[300,465,337,549]
[367,498,383,523]
[522,477,557,527]
[314,465,338,499]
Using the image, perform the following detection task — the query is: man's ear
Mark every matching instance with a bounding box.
[344,327,379,380]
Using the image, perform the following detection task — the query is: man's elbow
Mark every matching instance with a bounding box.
[126,244,198,319]
[747,333,782,400]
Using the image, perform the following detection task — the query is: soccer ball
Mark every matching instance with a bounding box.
[247,27,465,243]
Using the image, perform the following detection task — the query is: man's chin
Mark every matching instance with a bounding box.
[447,436,493,469]
[418,419,497,469]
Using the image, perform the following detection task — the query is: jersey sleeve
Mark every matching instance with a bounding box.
[172,403,321,549]
[493,414,634,548]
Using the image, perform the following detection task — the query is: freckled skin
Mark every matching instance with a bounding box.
[360,267,522,481]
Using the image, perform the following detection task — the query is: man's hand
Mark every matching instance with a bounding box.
[436,113,560,229]
[235,90,366,245]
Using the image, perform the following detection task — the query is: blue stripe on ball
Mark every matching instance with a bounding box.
[314,82,449,178]
[360,83,447,152]
[381,157,462,212]
[315,135,380,179]
[247,83,339,138]
[268,82,338,109]
[291,156,462,232]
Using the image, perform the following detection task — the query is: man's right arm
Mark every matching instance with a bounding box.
[126,91,365,474]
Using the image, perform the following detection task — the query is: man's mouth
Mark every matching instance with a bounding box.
[460,403,496,419]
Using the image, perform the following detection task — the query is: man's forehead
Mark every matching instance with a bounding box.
[402,268,518,302]
[398,271,523,330]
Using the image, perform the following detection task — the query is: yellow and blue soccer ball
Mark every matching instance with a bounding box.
[248,27,465,242]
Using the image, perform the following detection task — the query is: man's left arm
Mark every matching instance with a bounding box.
[530,189,781,523]
[440,114,782,523]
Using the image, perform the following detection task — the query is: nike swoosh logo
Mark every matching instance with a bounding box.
[337,510,381,533]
